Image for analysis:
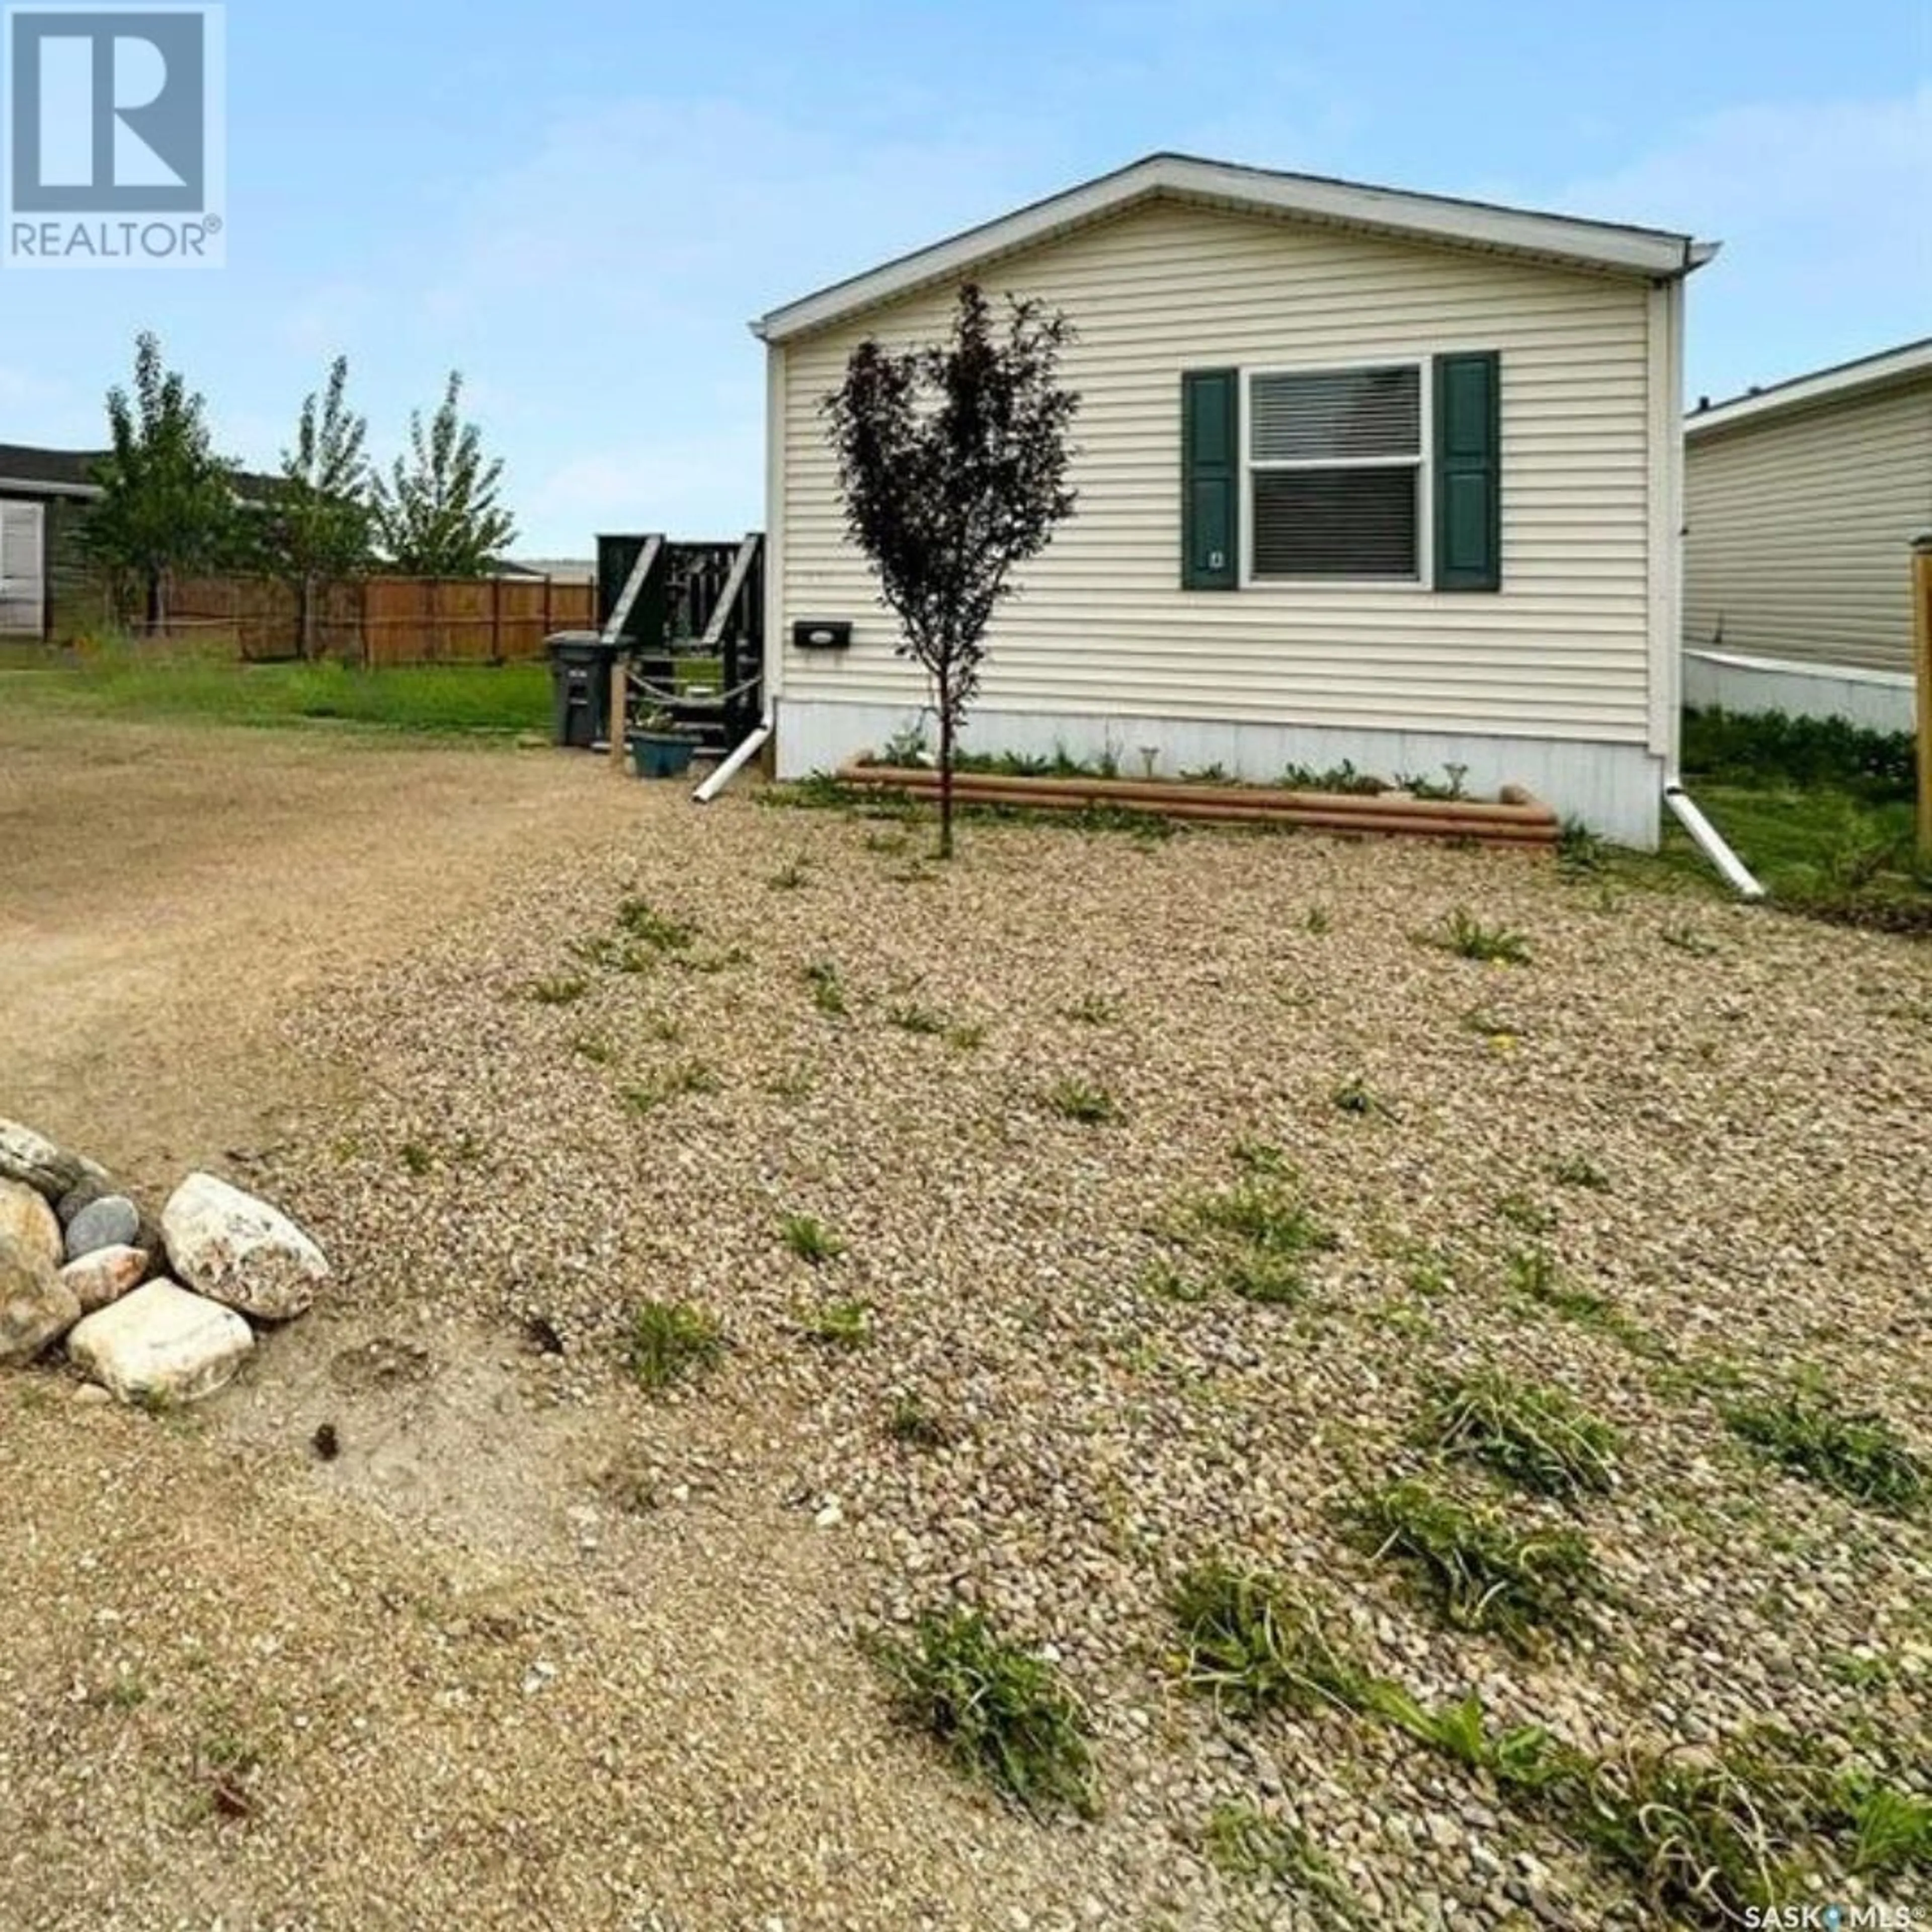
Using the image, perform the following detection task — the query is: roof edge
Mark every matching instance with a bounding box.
[753,152,1712,344]
[1686,336,1932,437]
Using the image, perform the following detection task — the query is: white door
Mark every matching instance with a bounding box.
[0,499,48,635]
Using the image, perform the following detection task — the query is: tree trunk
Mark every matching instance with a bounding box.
[144,569,166,637]
[936,673,955,860]
[298,574,318,661]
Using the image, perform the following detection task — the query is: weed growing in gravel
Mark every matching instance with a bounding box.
[1170,1562,1374,1716]
[626,1299,726,1392]
[1505,1248,1660,1356]
[863,827,910,855]
[781,1213,844,1266]
[1400,1244,1459,1297]
[1572,1739,1831,1921]
[1362,1682,1571,1790]
[1043,1078,1119,1124]
[572,1033,614,1065]
[1331,1075,1389,1118]
[886,1001,947,1036]
[1660,921,1721,956]
[875,1609,1097,1818]
[1725,1389,1925,1514]
[1202,1804,1363,1916]
[804,960,848,1015]
[1554,1153,1611,1190]
[1231,1138,1290,1178]
[768,855,811,891]
[1429,909,1532,965]
[399,1141,433,1176]
[1303,906,1333,935]
[1495,1191,1557,1235]
[622,1062,722,1113]
[797,1299,872,1348]
[1425,1371,1620,1497]
[945,1022,987,1051]
[1217,1247,1315,1306]
[1557,817,1610,876]
[886,1393,952,1448]
[1361,1479,1598,1643]
[1063,993,1120,1026]
[526,975,589,1006]
[616,898,695,952]
[1168,1180,1339,1305]
[1140,1258,1210,1304]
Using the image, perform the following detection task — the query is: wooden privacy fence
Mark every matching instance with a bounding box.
[163,574,596,665]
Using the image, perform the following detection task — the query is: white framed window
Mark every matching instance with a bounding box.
[1244,361,1428,584]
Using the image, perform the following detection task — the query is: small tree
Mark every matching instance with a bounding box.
[266,356,374,659]
[372,371,517,576]
[84,332,239,632]
[823,284,1079,857]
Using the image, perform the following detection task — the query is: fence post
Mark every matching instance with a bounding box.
[1915,533,1932,861]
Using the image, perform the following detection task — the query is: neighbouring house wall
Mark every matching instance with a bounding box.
[772,197,1665,826]
[1683,376,1932,678]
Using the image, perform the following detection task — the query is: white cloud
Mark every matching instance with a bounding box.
[1538,87,1932,397]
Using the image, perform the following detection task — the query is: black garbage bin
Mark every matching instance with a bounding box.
[546,631,622,749]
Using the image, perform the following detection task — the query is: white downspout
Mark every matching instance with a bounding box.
[1662,780,1765,899]
[692,710,772,804]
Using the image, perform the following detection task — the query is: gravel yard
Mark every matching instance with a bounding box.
[5,731,1930,1929]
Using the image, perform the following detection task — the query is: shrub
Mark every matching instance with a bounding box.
[875,1608,1096,1817]
[1680,705,1916,802]
[1426,1371,1620,1497]
[1361,1479,1598,1643]
[627,1300,725,1391]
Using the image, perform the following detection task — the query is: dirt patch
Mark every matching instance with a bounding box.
[0,714,638,1193]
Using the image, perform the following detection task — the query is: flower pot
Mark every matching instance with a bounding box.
[628,731,696,780]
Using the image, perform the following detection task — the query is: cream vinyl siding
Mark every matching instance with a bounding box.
[776,197,1658,743]
[1684,378,1932,675]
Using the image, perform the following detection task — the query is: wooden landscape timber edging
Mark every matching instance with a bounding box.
[834,763,1561,846]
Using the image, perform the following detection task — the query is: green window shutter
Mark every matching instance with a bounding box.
[1181,369,1240,590]
[1433,352,1500,591]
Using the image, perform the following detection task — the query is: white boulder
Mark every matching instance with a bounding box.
[0,1232,82,1364]
[161,1173,328,1321]
[66,1280,254,1406]
[59,1244,149,1316]
[0,1179,63,1275]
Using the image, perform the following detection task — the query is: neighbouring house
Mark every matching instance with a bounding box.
[0,443,104,638]
[752,153,1715,847]
[1683,339,1932,733]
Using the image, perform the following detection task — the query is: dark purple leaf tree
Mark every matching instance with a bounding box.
[823,284,1079,858]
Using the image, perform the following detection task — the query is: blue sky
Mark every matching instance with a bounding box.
[3,0,1927,554]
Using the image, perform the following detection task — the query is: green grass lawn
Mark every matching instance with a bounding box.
[0,653,553,737]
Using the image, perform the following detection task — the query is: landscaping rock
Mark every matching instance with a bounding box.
[161,1173,329,1321]
[64,1194,140,1261]
[0,1232,82,1364]
[0,1180,63,1274]
[56,1174,117,1226]
[65,1280,254,1406]
[59,1245,149,1316]
[0,1118,93,1201]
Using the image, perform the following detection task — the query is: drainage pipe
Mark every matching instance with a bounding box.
[692,709,773,804]
[1663,781,1765,900]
